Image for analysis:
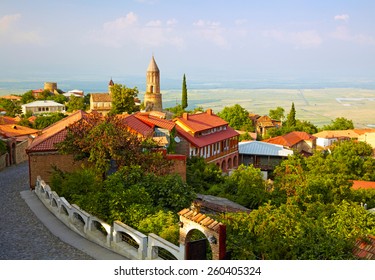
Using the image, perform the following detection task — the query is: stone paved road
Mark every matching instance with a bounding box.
[0,162,92,259]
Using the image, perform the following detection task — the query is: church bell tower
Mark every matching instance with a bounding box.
[144,56,163,112]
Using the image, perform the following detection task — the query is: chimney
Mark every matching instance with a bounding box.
[182,112,189,120]
[206,108,213,115]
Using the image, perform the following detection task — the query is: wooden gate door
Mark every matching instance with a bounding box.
[186,238,207,260]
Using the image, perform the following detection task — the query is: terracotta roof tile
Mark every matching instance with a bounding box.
[27,110,88,152]
[354,235,375,260]
[351,180,375,190]
[117,114,154,137]
[313,130,360,139]
[353,129,375,135]
[256,115,275,127]
[176,125,238,148]
[0,124,39,138]
[174,110,228,133]
[135,113,175,131]
[178,208,223,233]
[0,116,17,125]
[1,95,22,101]
[90,93,112,102]
[263,131,315,147]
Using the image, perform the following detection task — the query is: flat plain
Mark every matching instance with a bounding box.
[161,88,375,128]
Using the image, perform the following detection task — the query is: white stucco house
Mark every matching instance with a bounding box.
[21,100,65,115]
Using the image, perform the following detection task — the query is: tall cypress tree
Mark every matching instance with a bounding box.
[181,74,188,109]
[286,102,296,128]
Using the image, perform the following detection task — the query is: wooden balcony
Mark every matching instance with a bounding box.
[205,147,238,162]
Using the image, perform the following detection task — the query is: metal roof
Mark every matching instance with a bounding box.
[239,141,293,157]
[22,100,65,107]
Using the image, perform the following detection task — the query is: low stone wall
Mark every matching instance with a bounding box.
[34,176,185,260]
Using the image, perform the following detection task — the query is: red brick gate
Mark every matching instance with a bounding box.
[178,207,226,260]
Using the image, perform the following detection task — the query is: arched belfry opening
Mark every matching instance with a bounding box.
[178,205,227,260]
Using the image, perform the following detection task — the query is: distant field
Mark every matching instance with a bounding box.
[161,88,375,128]
[2,86,375,128]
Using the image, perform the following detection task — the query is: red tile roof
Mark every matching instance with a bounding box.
[90,93,112,102]
[263,131,315,147]
[0,124,39,138]
[352,180,375,190]
[117,114,154,137]
[135,112,175,131]
[0,116,17,125]
[1,95,22,101]
[353,235,375,260]
[178,208,224,233]
[256,115,275,127]
[27,110,88,153]
[176,125,238,148]
[353,129,375,135]
[313,130,360,139]
[174,110,228,133]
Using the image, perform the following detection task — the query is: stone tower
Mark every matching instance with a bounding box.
[108,78,114,95]
[144,56,163,112]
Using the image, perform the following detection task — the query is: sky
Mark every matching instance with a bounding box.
[1,0,375,85]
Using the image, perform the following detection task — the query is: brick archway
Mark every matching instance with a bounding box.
[178,207,226,260]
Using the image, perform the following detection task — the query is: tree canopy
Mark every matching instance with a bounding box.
[268,106,285,121]
[57,113,172,176]
[109,83,139,115]
[322,117,354,131]
[217,104,254,131]
[33,112,67,129]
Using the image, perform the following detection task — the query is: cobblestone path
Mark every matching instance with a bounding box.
[0,162,92,259]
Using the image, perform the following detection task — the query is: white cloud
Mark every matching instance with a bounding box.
[193,20,230,49]
[332,25,375,46]
[334,14,350,22]
[146,20,162,27]
[166,19,177,26]
[0,13,43,45]
[88,12,184,49]
[0,14,21,32]
[103,12,138,31]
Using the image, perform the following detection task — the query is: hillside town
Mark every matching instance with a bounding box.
[1,56,375,260]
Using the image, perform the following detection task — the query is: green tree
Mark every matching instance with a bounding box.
[66,95,86,112]
[322,117,354,131]
[33,113,66,129]
[104,167,155,225]
[0,140,7,155]
[181,74,188,109]
[165,104,185,118]
[269,106,285,121]
[186,156,225,193]
[217,104,254,131]
[0,98,21,117]
[141,172,196,212]
[17,118,33,128]
[221,165,268,209]
[285,102,296,128]
[137,210,180,245]
[294,119,318,134]
[109,83,139,115]
[48,94,67,104]
[37,89,53,100]
[57,114,172,176]
[221,200,375,260]
[21,90,35,104]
